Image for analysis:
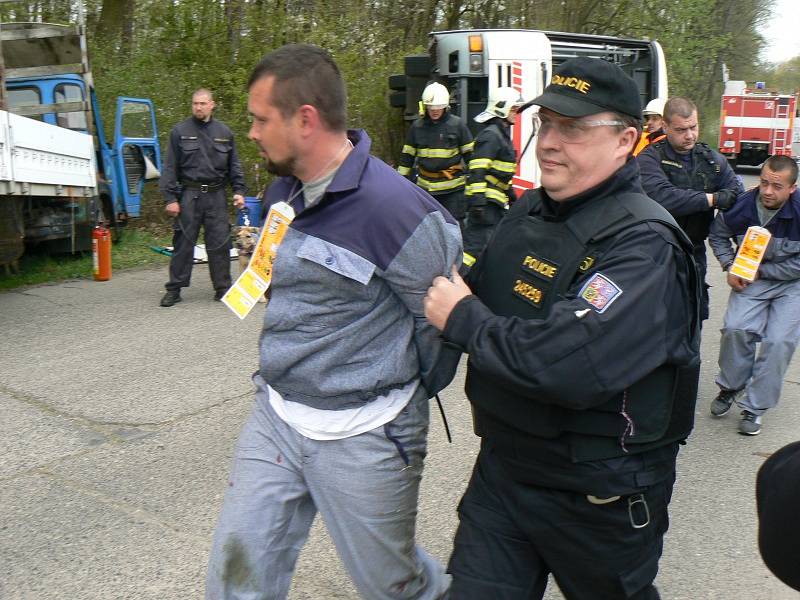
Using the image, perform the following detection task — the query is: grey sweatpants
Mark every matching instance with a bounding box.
[205,376,450,600]
[715,278,800,415]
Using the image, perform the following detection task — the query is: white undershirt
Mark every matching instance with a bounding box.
[268,380,419,440]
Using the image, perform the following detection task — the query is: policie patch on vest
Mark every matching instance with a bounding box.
[579,272,622,313]
[521,253,558,280]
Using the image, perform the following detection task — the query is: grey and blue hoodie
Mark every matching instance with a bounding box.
[259,130,462,410]
[709,188,800,280]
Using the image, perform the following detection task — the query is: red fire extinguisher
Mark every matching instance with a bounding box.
[92,225,112,281]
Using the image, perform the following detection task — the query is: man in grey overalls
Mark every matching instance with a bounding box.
[159,88,246,307]
[708,155,800,435]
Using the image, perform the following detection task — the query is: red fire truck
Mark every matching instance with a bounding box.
[719,80,797,168]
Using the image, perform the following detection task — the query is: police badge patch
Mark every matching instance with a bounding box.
[579,273,622,313]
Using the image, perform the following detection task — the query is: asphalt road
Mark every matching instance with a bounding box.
[2,217,799,599]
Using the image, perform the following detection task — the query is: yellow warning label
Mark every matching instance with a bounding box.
[730,226,771,282]
[223,201,295,319]
[249,203,294,283]
[222,285,256,319]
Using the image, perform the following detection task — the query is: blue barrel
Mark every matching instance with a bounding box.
[237,196,263,226]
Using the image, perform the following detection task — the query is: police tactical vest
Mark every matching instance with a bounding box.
[651,139,720,245]
[467,190,700,462]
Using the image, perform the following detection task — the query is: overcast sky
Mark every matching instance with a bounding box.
[761,0,800,64]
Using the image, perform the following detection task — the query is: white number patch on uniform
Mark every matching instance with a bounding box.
[579,272,623,313]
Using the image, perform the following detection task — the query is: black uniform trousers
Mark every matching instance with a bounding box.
[166,187,232,293]
[463,201,506,260]
[692,244,710,322]
[433,189,467,232]
[448,446,674,600]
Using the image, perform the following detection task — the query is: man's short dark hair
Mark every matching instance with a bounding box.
[764,155,799,185]
[193,88,214,101]
[248,44,347,132]
[610,112,642,157]
[664,97,697,123]
[612,112,642,136]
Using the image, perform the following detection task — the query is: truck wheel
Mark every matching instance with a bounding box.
[0,199,25,269]
[100,196,122,243]
[404,55,432,78]
[388,74,406,91]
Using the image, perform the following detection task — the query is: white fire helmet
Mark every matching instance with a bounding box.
[421,82,450,109]
[474,87,525,123]
[643,98,666,117]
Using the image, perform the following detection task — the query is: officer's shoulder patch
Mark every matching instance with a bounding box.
[579,272,622,314]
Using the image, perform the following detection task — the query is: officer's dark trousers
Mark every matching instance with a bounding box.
[433,189,466,232]
[448,448,674,600]
[463,202,505,260]
[166,188,232,293]
[694,244,709,322]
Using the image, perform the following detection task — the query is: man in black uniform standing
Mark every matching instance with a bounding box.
[424,58,700,599]
[637,97,743,320]
[159,88,247,307]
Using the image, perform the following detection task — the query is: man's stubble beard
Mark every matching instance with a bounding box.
[264,155,297,178]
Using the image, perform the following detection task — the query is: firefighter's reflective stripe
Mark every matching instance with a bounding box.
[486,175,511,190]
[417,147,460,159]
[402,144,417,156]
[397,165,412,176]
[492,159,516,173]
[418,175,467,192]
[466,182,488,196]
[463,251,477,267]
[486,188,509,204]
[469,158,492,170]
[460,141,475,154]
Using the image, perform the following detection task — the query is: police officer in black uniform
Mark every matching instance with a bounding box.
[637,97,743,320]
[159,88,247,307]
[424,58,700,599]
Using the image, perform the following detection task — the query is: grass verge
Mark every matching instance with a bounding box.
[0,227,173,291]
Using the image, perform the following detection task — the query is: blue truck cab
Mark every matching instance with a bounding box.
[1,21,161,255]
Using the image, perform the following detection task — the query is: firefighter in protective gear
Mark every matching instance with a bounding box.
[397,82,474,230]
[633,97,667,156]
[462,87,523,267]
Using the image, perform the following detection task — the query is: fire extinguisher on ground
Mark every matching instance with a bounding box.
[92,225,112,281]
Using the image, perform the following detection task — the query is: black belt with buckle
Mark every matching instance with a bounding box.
[181,180,225,192]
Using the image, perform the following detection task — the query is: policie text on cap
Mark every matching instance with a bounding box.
[528,57,642,119]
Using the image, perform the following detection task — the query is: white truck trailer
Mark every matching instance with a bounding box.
[0,108,97,270]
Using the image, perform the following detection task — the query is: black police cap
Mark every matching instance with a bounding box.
[529,57,642,120]
[756,440,800,591]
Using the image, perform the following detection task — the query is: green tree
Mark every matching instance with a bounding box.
[0,0,779,214]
